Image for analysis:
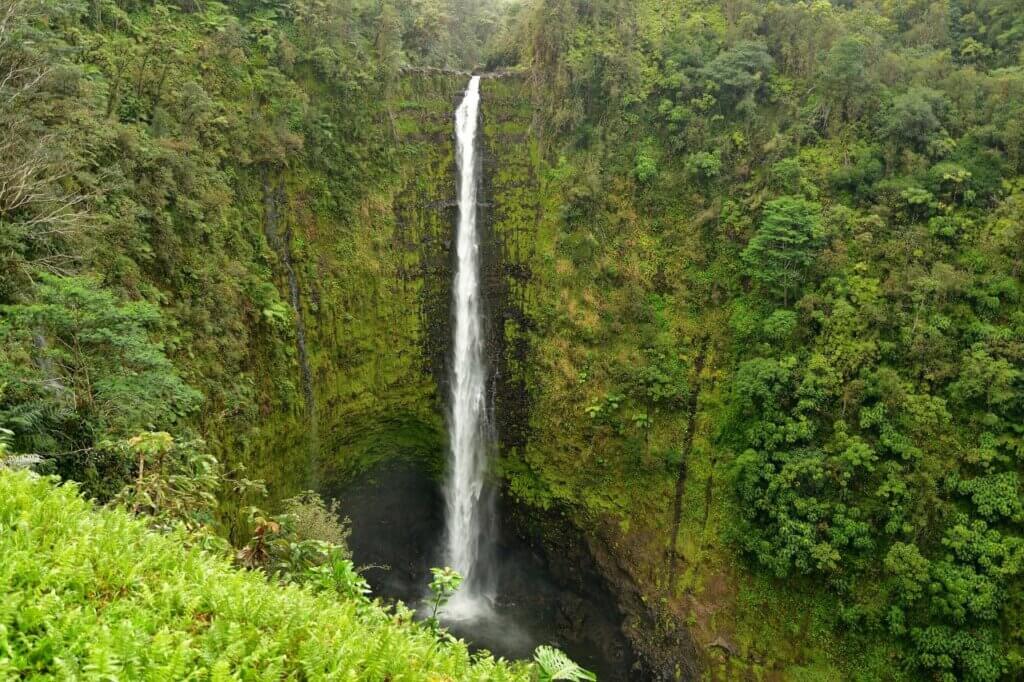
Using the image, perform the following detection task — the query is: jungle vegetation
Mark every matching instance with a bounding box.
[1,0,1023,679]
[508,0,1024,679]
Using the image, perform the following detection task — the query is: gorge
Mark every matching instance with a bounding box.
[2,1,1023,681]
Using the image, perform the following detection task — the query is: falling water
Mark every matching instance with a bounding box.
[443,76,493,619]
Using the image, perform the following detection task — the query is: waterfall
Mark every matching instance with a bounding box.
[443,76,494,619]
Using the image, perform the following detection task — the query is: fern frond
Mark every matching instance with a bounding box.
[533,646,597,681]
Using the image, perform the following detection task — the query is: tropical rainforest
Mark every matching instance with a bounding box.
[2,0,1023,680]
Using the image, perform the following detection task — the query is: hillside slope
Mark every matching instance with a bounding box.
[0,470,530,681]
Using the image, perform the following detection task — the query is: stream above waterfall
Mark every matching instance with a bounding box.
[324,461,639,681]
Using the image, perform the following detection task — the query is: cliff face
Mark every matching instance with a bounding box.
[237,72,702,677]
[220,74,464,503]
[476,76,704,679]
[240,74,542,497]
[478,76,538,461]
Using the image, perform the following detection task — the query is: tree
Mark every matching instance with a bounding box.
[0,0,88,290]
[110,431,220,530]
[822,35,879,123]
[374,1,403,82]
[882,87,948,153]
[0,275,202,462]
[401,0,453,65]
[698,40,774,114]
[742,197,823,304]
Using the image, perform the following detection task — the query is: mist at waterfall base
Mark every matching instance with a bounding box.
[326,463,636,681]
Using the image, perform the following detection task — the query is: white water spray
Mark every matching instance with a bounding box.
[443,76,493,619]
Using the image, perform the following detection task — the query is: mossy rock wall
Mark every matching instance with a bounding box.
[210,74,467,505]
[477,75,704,679]
[478,76,541,457]
[231,74,548,504]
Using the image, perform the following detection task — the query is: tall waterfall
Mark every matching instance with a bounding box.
[443,76,494,619]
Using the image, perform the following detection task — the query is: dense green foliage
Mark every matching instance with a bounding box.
[2,276,202,495]
[0,470,530,680]
[0,0,515,503]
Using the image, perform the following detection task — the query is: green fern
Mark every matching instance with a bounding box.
[0,471,532,681]
[533,646,597,681]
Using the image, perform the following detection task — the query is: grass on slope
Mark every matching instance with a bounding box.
[0,471,530,681]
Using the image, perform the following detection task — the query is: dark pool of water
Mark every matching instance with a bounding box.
[323,462,638,680]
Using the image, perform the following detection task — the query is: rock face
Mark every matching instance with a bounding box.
[475,76,702,679]
[504,499,702,681]
[232,73,464,500]
[477,76,536,460]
